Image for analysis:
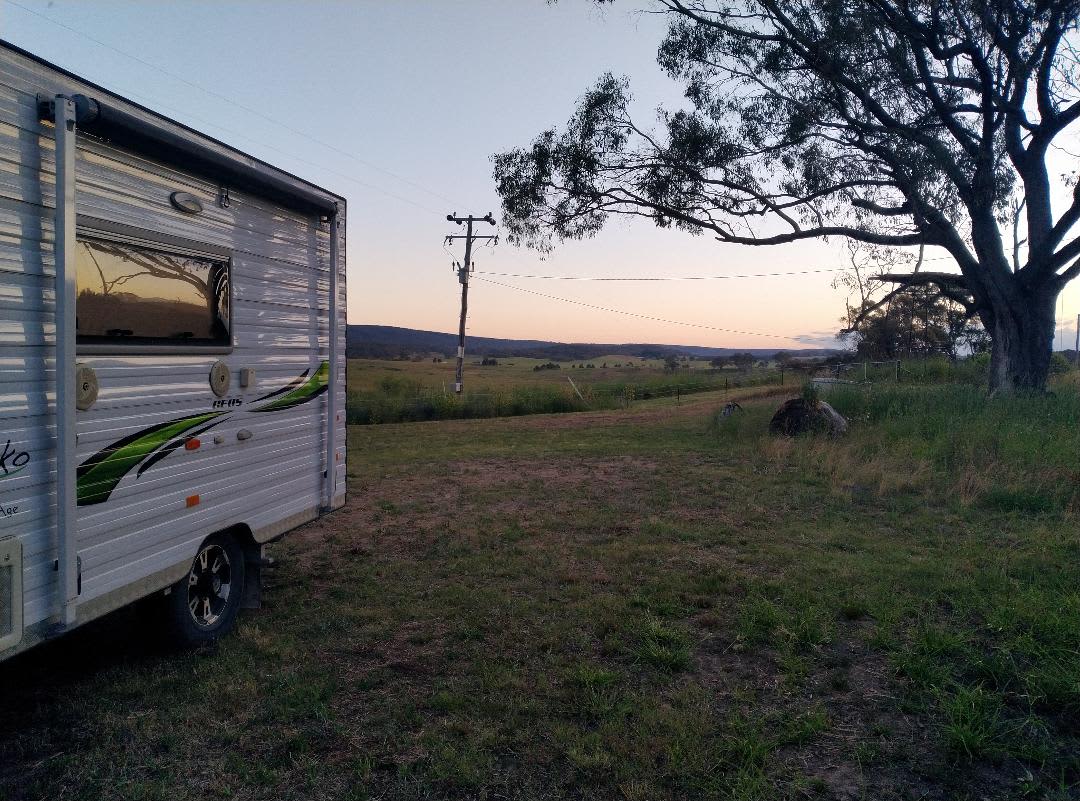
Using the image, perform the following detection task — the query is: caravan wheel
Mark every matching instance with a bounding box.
[166,533,246,647]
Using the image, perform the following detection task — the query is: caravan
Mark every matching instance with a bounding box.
[0,42,347,659]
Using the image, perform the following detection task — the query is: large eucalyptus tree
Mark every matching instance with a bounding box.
[494,1,1080,392]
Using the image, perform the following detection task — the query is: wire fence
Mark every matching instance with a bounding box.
[346,357,992,425]
[347,369,785,424]
[819,358,989,387]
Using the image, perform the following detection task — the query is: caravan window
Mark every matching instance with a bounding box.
[75,237,230,347]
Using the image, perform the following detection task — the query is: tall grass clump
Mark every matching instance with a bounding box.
[819,381,1080,511]
[897,355,987,385]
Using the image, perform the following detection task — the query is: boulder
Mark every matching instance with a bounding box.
[769,397,848,437]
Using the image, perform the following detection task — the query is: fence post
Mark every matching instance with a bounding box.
[567,375,586,405]
[895,359,901,382]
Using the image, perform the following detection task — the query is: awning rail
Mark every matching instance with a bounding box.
[38,93,339,216]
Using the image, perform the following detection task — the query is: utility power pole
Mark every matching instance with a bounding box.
[444,212,497,393]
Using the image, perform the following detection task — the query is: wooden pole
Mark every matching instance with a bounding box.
[445,212,496,393]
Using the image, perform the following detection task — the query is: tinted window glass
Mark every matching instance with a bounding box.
[75,237,230,346]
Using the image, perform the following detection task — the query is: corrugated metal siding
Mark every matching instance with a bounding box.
[0,47,346,634]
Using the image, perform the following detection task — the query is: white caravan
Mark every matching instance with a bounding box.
[0,42,347,659]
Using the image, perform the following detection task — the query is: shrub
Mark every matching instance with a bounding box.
[1050,352,1071,374]
[377,375,424,396]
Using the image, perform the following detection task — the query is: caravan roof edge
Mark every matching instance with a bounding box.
[1,38,346,213]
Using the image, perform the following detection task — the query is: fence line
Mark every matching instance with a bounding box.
[347,357,991,424]
[348,367,797,424]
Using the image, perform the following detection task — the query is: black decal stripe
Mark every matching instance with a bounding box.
[253,369,310,402]
[136,418,229,479]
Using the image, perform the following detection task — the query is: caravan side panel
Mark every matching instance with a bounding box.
[0,46,346,655]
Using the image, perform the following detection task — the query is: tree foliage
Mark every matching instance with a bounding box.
[494,1,1080,392]
[835,240,989,358]
[844,287,991,358]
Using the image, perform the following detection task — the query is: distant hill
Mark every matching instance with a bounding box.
[347,325,841,361]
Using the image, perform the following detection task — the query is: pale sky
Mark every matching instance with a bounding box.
[2,0,1077,350]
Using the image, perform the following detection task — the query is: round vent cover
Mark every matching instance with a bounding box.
[75,364,98,411]
[170,191,204,214]
[209,361,231,397]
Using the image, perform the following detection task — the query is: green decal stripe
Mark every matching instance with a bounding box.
[250,361,329,413]
[76,412,226,506]
[136,417,229,479]
[0,464,28,481]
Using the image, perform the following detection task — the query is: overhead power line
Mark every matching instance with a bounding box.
[469,253,964,283]
[472,276,806,341]
[470,255,962,283]
[472,266,848,281]
[6,0,462,210]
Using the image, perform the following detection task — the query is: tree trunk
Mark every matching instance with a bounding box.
[985,287,1057,394]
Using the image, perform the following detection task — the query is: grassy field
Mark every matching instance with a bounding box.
[346,356,795,424]
[3,381,1079,800]
[346,355,717,393]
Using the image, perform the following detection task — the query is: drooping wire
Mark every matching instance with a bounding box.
[117,86,444,215]
[472,276,807,341]
[5,0,462,210]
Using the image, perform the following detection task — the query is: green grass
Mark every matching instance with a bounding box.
[820,381,1080,509]
[346,353,1000,425]
[346,356,790,424]
[3,381,1080,799]
[346,354,722,394]
[346,380,613,424]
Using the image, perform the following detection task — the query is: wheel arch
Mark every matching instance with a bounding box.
[212,522,257,550]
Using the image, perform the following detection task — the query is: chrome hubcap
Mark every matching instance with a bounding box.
[187,544,232,627]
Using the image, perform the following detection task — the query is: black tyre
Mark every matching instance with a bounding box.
[165,532,246,647]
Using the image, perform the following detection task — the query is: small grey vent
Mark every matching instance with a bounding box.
[0,538,22,652]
